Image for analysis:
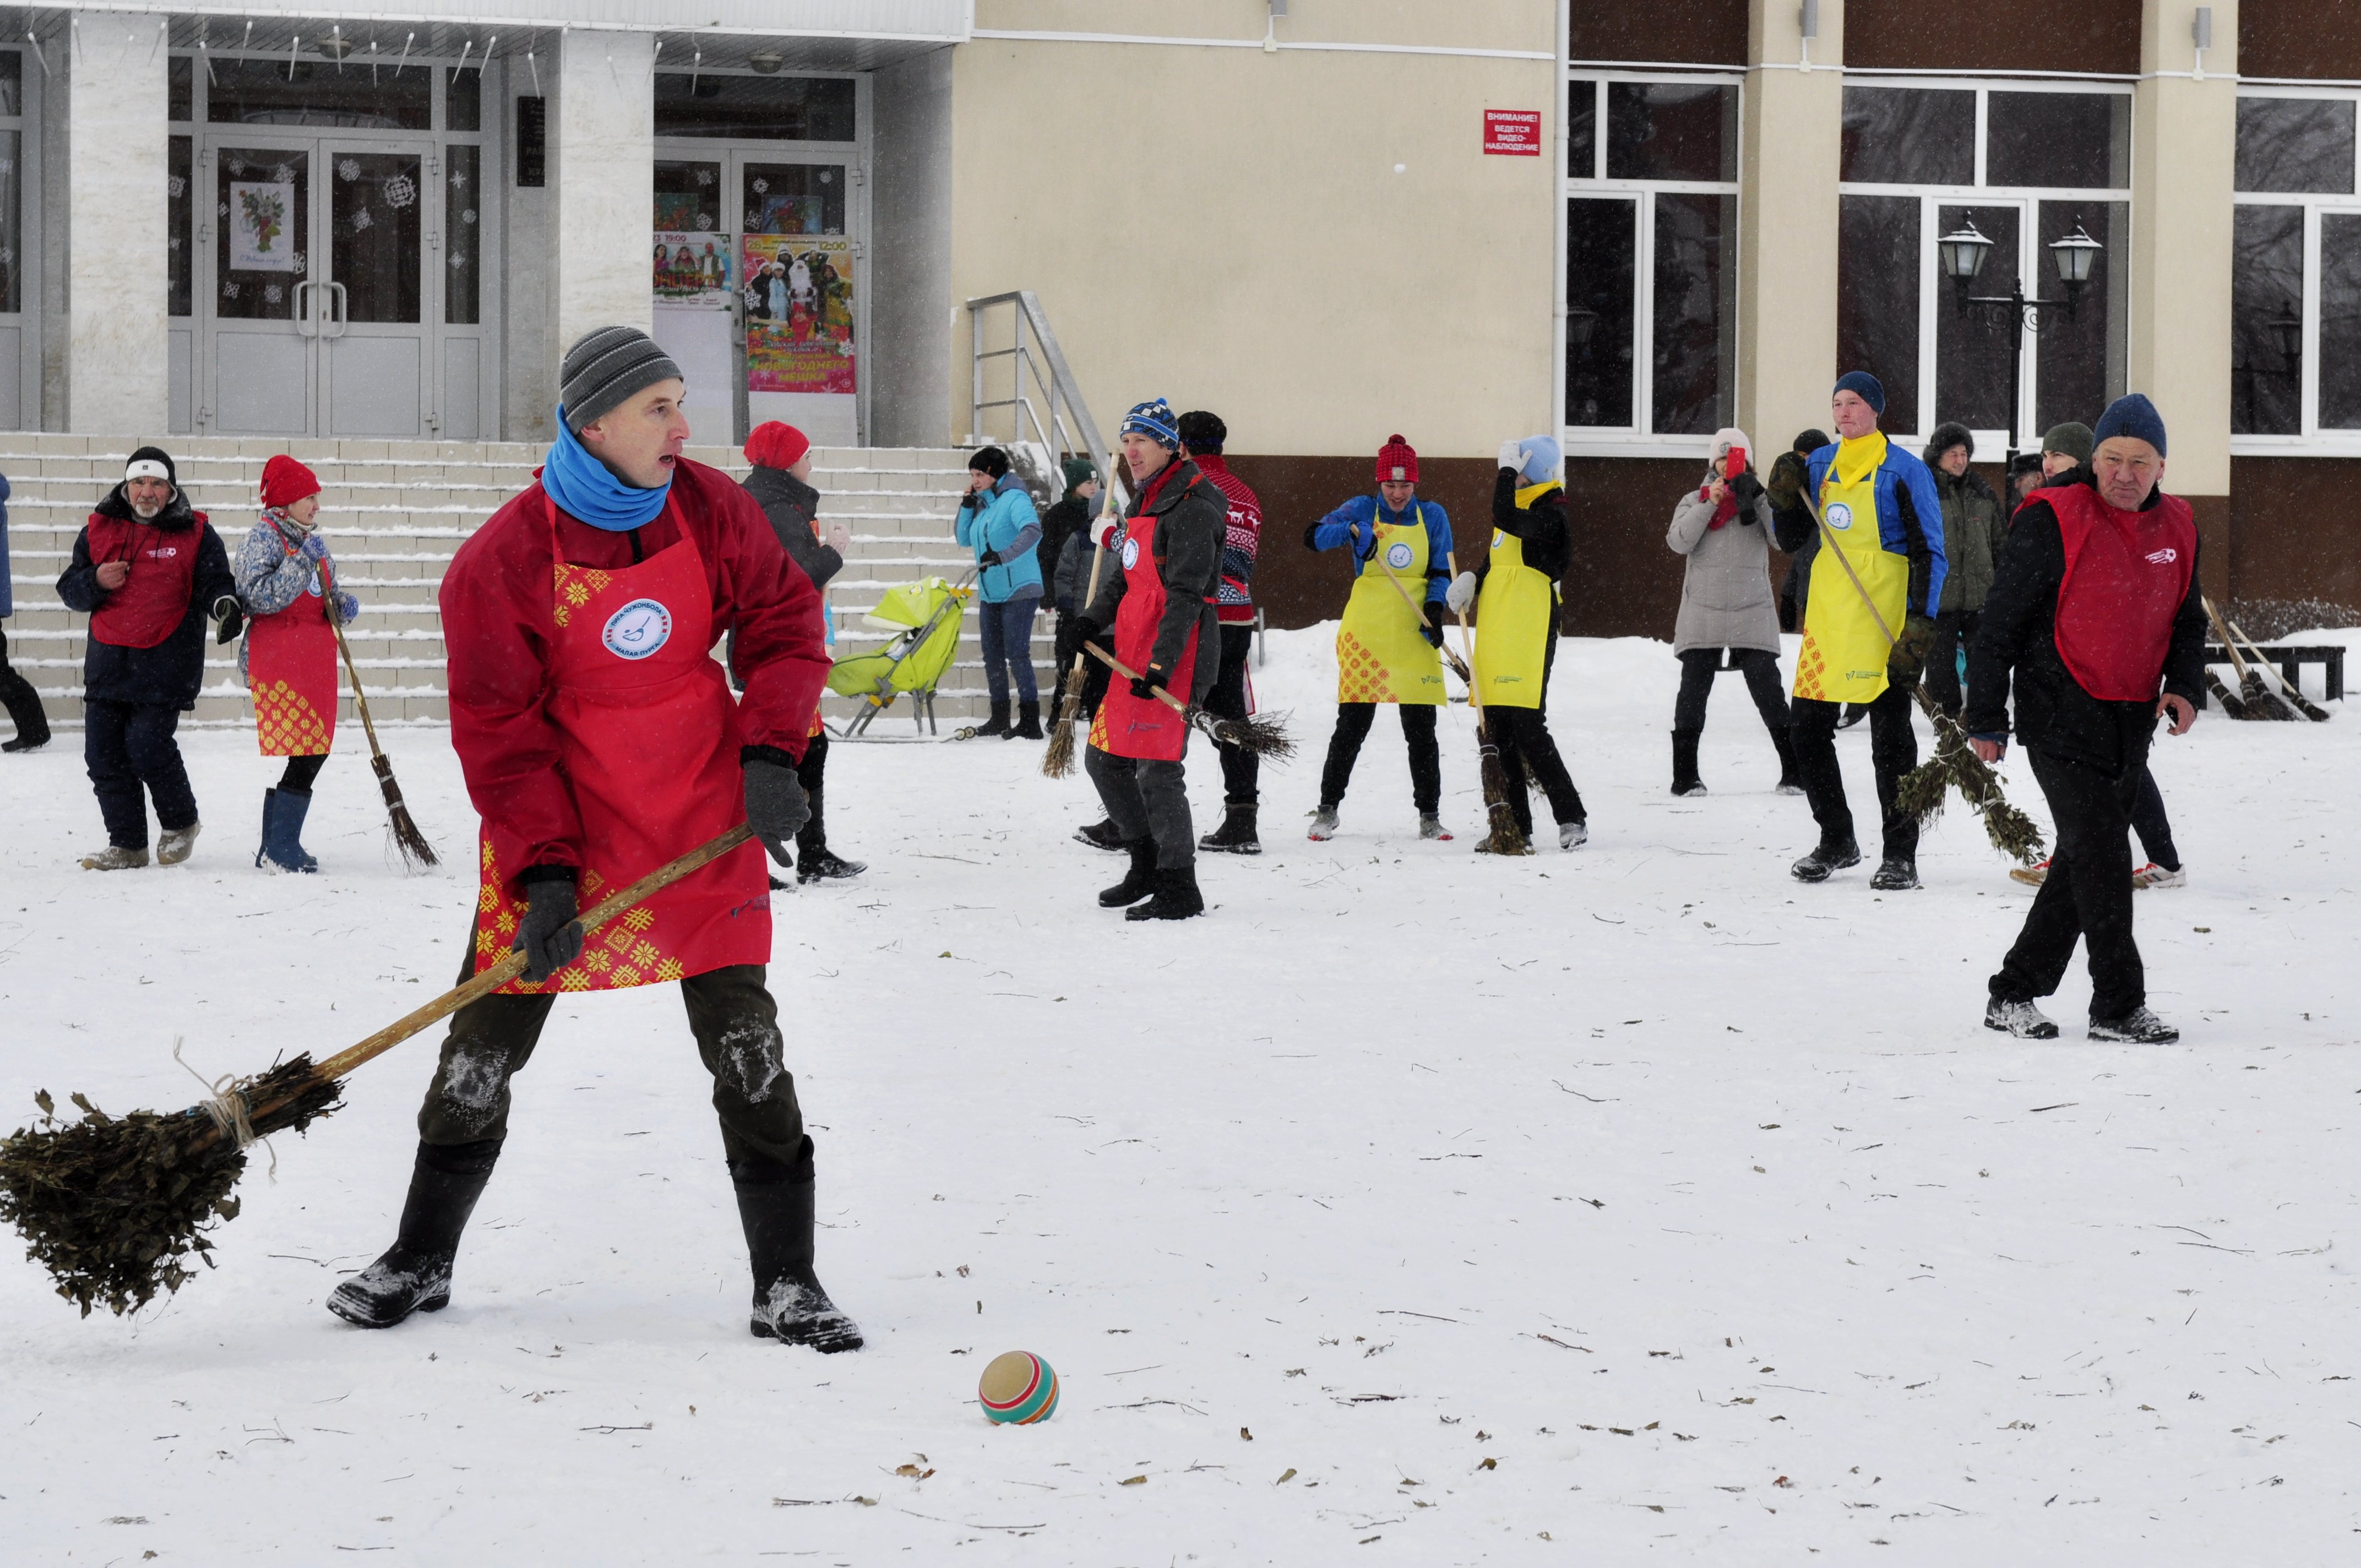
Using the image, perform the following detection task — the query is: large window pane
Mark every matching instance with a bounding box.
[2034,202,2126,435]
[206,56,430,129]
[166,53,189,122]
[1837,195,1921,435]
[1565,197,1636,428]
[2320,214,2361,429]
[0,129,18,314]
[446,143,480,325]
[331,151,422,325]
[2236,97,2355,194]
[1606,82,1736,182]
[168,135,191,318]
[2231,205,2304,435]
[1653,193,1734,435]
[446,67,482,133]
[1841,87,1973,186]
[1935,204,2019,432]
[1568,79,1597,179]
[1987,92,2128,189]
[654,74,856,141]
[216,146,308,321]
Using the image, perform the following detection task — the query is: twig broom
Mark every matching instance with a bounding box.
[0,825,753,1317]
[2225,609,2330,721]
[1079,643,1294,759]
[2203,595,2302,722]
[324,565,438,868]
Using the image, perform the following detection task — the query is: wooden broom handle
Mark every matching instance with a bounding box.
[308,824,757,1084]
[1079,640,1193,717]
[318,561,390,760]
[1369,548,1472,687]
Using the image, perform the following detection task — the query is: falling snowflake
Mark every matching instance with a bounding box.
[751,178,769,194]
[351,207,374,232]
[222,281,241,300]
[694,168,714,187]
[166,175,185,199]
[271,165,293,184]
[338,158,361,182]
[461,208,477,226]
[264,284,283,304]
[384,173,417,210]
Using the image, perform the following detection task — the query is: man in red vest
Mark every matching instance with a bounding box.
[1965,394,2204,1044]
[56,447,241,869]
[327,327,856,1352]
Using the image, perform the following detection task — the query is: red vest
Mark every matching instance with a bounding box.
[2048,484,2195,701]
[84,511,209,650]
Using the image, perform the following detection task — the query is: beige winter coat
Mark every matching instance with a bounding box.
[1666,483,1781,655]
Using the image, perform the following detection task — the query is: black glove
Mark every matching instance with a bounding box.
[1078,622,1113,662]
[1421,608,1445,649]
[1888,613,1939,683]
[214,597,244,645]
[1729,470,1766,509]
[1765,450,1809,511]
[1130,665,1172,701]
[743,748,812,865]
[513,876,583,984]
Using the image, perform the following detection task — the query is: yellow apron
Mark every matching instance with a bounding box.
[1792,433,1907,704]
[1471,481,1562,711]
[1336,500,1446,704]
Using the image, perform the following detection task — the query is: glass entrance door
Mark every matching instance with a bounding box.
[202,134,436,438]
[735,155,858,445]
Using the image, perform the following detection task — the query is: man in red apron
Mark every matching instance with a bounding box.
[1965,394,2204,1045]
[327,327,853,1351]
[1077,398,1227,921]
[55,447,241,869]
[232,455,360,873]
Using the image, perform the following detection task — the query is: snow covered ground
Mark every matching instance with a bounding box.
[3,627,2358,1565]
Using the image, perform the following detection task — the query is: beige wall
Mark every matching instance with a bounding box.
[950,2,1558,458]
[1735,0,1845,448]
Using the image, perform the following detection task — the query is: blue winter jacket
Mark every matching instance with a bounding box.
[1801,440,1949,617]
[955,473,1044,605]
[1307,493,1453,604]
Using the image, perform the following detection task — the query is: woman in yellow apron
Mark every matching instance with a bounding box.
[1303,435,1454,841]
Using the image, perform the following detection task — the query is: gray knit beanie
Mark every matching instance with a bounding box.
[561,326,683,433]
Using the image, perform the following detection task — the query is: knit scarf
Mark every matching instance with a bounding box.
[1700,480,1738,530]
[262,505,311,543]
[541,407,671,531]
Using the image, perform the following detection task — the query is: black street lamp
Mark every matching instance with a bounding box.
[1939,215,2104,467]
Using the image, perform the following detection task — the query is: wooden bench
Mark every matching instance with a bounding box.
[2196,643,2344,709]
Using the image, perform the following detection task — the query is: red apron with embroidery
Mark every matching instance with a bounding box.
[247,533,339,756]
[471,496,771,994]
[1087,505,1204,763]
[2048,486,2196,701]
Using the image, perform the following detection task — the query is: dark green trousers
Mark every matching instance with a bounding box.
[417,950,812,1178]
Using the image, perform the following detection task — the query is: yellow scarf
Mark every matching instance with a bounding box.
[1831,431,1886,489]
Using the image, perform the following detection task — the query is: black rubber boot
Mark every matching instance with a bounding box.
[1771,727,1804,796]
[1006,701,1043,741]
[1870,855,1921,891]
[1075,818,1126,851]
[326,1140,501,1329]
[0,665,49,752]
[737,1172,864,1352]
[1199,803,1260,854]
[1789,839,1862,884]
[975,700,1012,738]
[1671,729,1706,797]
[1125,863,1205,921]
[1098,838,1158,907]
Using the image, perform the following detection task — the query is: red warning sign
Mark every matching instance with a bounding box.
[1484,110,1543,156]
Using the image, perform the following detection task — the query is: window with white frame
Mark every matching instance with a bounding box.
[1563,74,1739,445]
[2231,88,2361,445]
[1836,81,2130,449]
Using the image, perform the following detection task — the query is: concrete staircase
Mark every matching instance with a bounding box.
[2,435,1037,734]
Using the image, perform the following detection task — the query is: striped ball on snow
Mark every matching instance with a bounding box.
[978,1351,1059,1424]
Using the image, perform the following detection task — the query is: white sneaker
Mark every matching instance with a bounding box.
[1418,814,1454,841]
[2132,862,2185,890]
[157,821,202,865]
[1307,805,1340,842]
[1559,821,1587,850]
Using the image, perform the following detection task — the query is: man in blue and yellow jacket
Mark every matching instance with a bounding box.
[1767,372,1947,890]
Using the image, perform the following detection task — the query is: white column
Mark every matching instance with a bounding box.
[68,13,170,435]
[1736,0,1845,447]
[552,30,654,382]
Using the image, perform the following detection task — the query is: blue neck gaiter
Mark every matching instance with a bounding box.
[542,407,671,532]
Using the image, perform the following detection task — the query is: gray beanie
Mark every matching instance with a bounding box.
[561,326,683,433]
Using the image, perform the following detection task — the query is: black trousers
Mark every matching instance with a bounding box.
[1789,680,1918,859]
[84,699,198,848]
[1202,623,1259,805]
[795,730,833,856]
[1483,638,1584,835]
[417,949,811,1179]
[276,753,328,795]
[1672,647,1791,735]
[1923,610,1979,716]
[1319,701,1440,814]
[1086,745,1194,868]
[0,628,48,742]
[1992,748,2146,1020]
[2130,765,2178,870]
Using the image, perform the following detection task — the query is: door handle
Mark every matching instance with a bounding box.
[324,281,349,339]
[293,279,318,338]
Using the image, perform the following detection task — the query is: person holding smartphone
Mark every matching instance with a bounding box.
[1664,428,1800,797]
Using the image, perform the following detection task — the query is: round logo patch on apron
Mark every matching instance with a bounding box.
[1385,541,1415,569]
[602,598,674,660]
[1121,538,1141,570]
[305,576,323,596]
[1825,502,1855,531]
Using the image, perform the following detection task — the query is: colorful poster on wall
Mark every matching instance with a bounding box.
[230,181,298,271]
[742,235,856,396]
[653,231,732,305]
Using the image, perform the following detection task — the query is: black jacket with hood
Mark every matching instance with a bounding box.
[1080,456,1225,699]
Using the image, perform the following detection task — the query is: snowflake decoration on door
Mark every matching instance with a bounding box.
[351,208,373,232]
[751,178,769,194]
[694,168,714,187]
[218,202,230,218]
[228,160,247,177]
[167,175,186,199]
[698,213,714,230]
[462,208,477,226]
[451,170,469,190]
[272,165,294,185]
[449,252,470,270]
[167,237,180,253]
[292,252,306,271]
[222,281,240,300]
[264,284,283,304]
[384,174,417,210]
[338,158,361,182]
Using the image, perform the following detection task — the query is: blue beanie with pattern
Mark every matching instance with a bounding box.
[1122,398,1179,449]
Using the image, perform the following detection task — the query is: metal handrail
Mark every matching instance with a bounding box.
[965,290,1106,471]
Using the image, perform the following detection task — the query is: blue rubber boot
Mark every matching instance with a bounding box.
[257,787,320,873]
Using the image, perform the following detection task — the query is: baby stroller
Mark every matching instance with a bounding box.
[827,570,976,738]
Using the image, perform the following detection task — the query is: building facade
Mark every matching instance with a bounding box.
[8,1,2355,633]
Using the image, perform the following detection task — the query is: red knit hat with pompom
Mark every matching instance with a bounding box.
[1374,434,1419,485]
[259,454,321,509]
[744,421,811,471]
